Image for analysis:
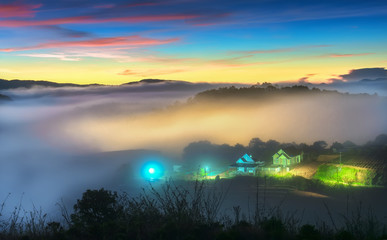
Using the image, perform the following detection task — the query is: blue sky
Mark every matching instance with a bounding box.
[0,0,386,84]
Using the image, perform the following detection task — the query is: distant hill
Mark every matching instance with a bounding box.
[0,78,247,100]
[0,79,101,90]
[0,78,212,91]
[191,83,377,102]
[123,79,173,85]
[0,93,11,101]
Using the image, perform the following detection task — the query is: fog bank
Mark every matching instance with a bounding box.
[0,83,386,216]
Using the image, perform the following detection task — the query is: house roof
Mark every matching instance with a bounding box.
[236,153,255,163]
[273,149,291,158]
[273,149,302,158]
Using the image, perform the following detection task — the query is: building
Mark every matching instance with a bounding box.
[272,149,302,171]
[229,153,264,175]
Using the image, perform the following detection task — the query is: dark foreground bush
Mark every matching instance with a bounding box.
[0,181,386,240]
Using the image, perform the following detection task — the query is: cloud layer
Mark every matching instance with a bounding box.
[293,68,387,96]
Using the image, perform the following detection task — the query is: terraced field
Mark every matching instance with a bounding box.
[343,156,386,170]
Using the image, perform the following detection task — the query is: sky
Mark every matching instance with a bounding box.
[0,0,386,85]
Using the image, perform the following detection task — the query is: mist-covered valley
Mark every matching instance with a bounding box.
[0,80,387,226]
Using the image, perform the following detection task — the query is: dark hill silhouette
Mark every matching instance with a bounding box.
[0,78,187,90]
[0,78,223,92]
[369,134,387,146]
[0,93,11,101]
[191,83,377,103]
[123,79,172,85]
[0,79,245,99]
[0,79,100,90]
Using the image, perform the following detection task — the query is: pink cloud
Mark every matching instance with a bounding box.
[0,3,42,18]
[328,53,373,57]
[0,14,199,27]
[118,68,186,77]
[0,35,179,52]
[118,69,136,75]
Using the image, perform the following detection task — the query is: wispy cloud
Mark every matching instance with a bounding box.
[306,53,375,60]
[124,1,164,8]
[0,35,179,52]
[297,74,316,83]
[0,14,200,27]
[118,69,136,75]
[39,25,92,38]
[230,45,332,55]
[93,4,116,9]
[242,3,387,25]
[185,13,232,26]
[0,3,42,18]
[209,55,254,65]
[18,53,81,61]
[327,53,374,58]
[118,68,186,77]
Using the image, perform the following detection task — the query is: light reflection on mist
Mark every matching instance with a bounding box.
[0,85,197,216]
[0,85,386,216]
[41,93,387,152]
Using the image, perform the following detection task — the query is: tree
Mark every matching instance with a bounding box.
[70,188,123,239]
[312,141,328,153]
[330,141,344,153]
[248,138,265,149]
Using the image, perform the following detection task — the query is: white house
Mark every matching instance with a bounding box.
[272,149,303,171]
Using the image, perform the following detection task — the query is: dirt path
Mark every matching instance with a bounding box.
[289,162,321,179]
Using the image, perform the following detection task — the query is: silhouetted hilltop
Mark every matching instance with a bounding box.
[191,83,376,102]
[372,134,387,146]
[0,78,185,90]
[0,93,11,101]
[0,78,191,90]
[123,79,173,85]
[0,79,101,90]
[120,79,238,92]
[0,78,219,92]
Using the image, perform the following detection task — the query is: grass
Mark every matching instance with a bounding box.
[1,180,386,239]
[313,164,377,186]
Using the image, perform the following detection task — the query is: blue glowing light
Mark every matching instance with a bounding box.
[141,162,164,181]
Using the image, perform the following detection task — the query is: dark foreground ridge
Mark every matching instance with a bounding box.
[1,183,386,240]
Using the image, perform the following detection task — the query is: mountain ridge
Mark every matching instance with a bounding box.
[0,78,185,90]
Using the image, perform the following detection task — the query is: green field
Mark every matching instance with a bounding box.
[313,164,376,186]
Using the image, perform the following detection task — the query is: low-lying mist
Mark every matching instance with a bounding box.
[38,88,387,152]
[0,83,386,216]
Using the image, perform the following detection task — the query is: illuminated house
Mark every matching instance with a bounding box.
[229,153,264,175]
[272,149,302,171]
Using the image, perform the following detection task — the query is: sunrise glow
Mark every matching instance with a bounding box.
[0,1,386,85]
